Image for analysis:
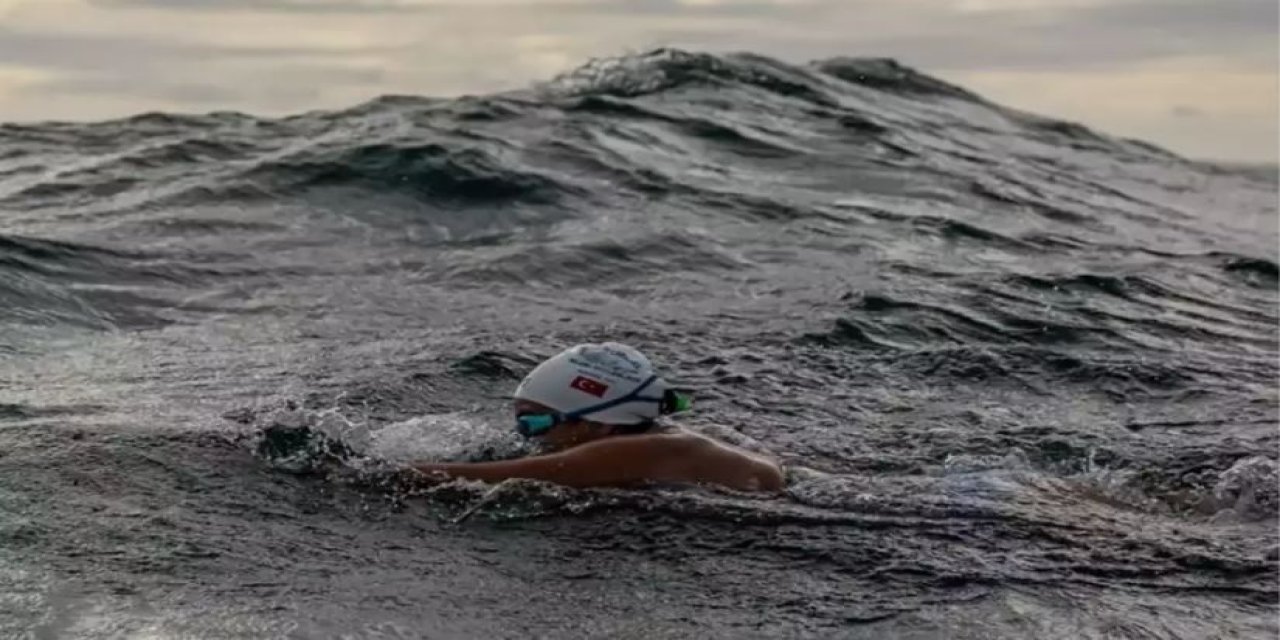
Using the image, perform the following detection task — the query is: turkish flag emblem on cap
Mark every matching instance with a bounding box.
[569,376,609,397]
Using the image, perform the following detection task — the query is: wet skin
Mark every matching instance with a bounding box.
[411,399,785,493]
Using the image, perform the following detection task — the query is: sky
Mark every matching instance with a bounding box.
[0,0,1275,162]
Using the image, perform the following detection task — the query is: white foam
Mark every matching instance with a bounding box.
[942,448,1033,475]
[367,412,526,464]
[1211,456,1279,520]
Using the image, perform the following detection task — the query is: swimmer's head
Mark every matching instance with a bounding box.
[512,342,690,447]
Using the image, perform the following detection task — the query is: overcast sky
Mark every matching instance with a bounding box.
[0,0,1275,162]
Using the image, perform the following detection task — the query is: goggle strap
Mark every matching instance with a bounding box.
[562,374,660,422]
[517,377,692,436]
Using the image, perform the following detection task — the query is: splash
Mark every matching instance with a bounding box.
[245,401,526,476]
[1211,456,1279,521]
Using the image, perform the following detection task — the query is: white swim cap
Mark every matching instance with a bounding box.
[514,342,670,425]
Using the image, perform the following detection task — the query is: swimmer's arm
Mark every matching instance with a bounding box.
[410,435,785,493]
[408,436,696,489]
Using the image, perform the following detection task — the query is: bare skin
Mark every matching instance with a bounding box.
[411,399,786,493]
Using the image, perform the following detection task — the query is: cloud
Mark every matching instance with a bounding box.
[84,0,793,10]
[31,63,386,102]
[954,62,1278,161]
[0,24,395,72]
[44,75,245,104]
[0,22,389,115]
[92,0,605,11]
[43,0,1280,74]
[1075,0,1278,36]
[737,0,1279,74]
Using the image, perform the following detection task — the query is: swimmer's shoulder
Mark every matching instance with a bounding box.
[623,426,786,493]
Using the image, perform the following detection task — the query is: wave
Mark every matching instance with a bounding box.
[0,48,1215,213]
[3,47,1277,639]
[0,233,159,331]
[2,46,1274,380]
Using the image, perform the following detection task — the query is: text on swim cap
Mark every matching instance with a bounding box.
[567,354,644,383]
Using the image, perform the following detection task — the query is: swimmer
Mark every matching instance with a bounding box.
[411,343,785,493]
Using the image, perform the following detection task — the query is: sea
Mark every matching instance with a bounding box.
[1,49,1277,639]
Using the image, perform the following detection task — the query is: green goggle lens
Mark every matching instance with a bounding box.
[669,393,692,413]
[516,414,558,436]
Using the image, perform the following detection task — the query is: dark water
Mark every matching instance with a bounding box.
[2,49,1277,639]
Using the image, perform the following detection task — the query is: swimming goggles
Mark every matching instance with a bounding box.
[515,375,692,438]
